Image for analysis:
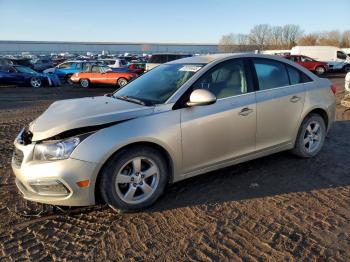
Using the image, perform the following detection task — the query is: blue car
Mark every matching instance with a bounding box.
[110,67,133,73]
[0,65,60,87]
[44,61,104,83]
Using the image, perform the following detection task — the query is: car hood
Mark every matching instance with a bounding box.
[29,96,154,141]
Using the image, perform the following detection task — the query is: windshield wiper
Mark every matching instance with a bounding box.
[115,95,146,106]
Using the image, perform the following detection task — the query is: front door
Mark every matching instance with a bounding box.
[180,59,257,174]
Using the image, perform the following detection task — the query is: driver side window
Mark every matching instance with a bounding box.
[192,59,248,99]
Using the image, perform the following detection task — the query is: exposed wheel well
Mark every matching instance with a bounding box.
[306,108,329,128]
[94,142,174,204]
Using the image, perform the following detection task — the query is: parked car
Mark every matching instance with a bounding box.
[11,58,33,68]
[0,65,60,87]
[284,55,328,75]
[291,46,350,72]
[30,58,54,72]
[145,53,192,71]
[44,61,103,83]
[128,63,145,75]
[11,54,336,211]
[70,65,138,87]
[99,58,128,68]
[0,58,13,66]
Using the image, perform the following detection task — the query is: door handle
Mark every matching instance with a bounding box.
[239,107,253,116]
[290,95,301,103]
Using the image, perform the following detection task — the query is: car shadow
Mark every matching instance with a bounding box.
[148,120,350,213]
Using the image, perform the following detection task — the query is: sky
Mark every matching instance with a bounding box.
[0,0,349,43]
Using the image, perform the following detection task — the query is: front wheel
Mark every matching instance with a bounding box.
[117,77,128,87]
[99,146,169,211]
[30,77,42,88]
[291,114,326,158]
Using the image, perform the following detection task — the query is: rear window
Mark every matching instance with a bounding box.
[286,65,312,85]
[58,62,72,69]
[253,59,289,90]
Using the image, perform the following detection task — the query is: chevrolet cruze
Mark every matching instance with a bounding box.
[12,54,336,211]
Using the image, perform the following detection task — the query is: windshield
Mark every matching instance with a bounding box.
[113,63,203,105]
[15,66,37,74]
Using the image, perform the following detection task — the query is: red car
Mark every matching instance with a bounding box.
[128,63,145,75]
[284,55,328,75]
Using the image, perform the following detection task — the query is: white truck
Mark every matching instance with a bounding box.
[291,46,350,72]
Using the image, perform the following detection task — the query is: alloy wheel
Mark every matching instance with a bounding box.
[303,121,322,153]
[80,79,89,88]
[30,77,42,88]
[315,66,325,75]
[115,157,160,204]
[118,78,128,87]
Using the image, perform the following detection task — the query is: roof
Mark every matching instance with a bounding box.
[167,52,313,65]
[167,53,247,64]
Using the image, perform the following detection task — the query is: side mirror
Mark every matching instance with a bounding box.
[187,89,216,107]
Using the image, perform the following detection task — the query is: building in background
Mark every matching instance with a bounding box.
[0,41,220,55]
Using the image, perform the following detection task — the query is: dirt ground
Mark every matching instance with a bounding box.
[0,74,350,261]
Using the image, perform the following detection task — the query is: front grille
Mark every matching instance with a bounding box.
[12,148,24,168]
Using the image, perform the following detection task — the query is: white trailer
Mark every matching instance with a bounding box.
[291,46,350,72]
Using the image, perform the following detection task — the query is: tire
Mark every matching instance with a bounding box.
[30,77,42,88]
[117,77,128,87]
[291,113,326,158]
[79,79,90,88]
[343,65,350,73]
[314,66,326,76]
[99,146,169,211]
[65,74,73,85]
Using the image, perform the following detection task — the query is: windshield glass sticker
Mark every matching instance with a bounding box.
[179,65,202,72]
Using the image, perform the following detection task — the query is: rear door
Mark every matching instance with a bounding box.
[252,58,306,150]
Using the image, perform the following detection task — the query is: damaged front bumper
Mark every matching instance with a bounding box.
[12,130,98,206]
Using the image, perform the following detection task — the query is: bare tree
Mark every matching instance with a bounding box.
[281,24,303,48]
[248,24,272,50]
[270,26,283,48]
[318,30,342,46]
[218,25,350,51]
[341,30,350,47]
[235,34,251,51]
[218,34,237,52]
[298,33,319,46]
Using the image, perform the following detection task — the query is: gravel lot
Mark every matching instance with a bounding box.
[1,74,350,261]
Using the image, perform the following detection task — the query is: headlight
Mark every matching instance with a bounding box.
[33,137,80,161]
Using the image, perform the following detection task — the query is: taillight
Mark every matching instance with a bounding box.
[331,84,337,94]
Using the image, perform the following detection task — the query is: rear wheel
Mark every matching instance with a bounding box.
[30,77,42,88]
[291,114,326,158]
[315,66,326,76]
[117,77,128,87]
[343,64,350,73]
[79,79,90,88]
[99,146,169,211]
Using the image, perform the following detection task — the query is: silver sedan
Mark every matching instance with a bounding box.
[12,54,336,211]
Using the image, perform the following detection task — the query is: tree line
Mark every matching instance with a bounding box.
[218,24,350,52]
